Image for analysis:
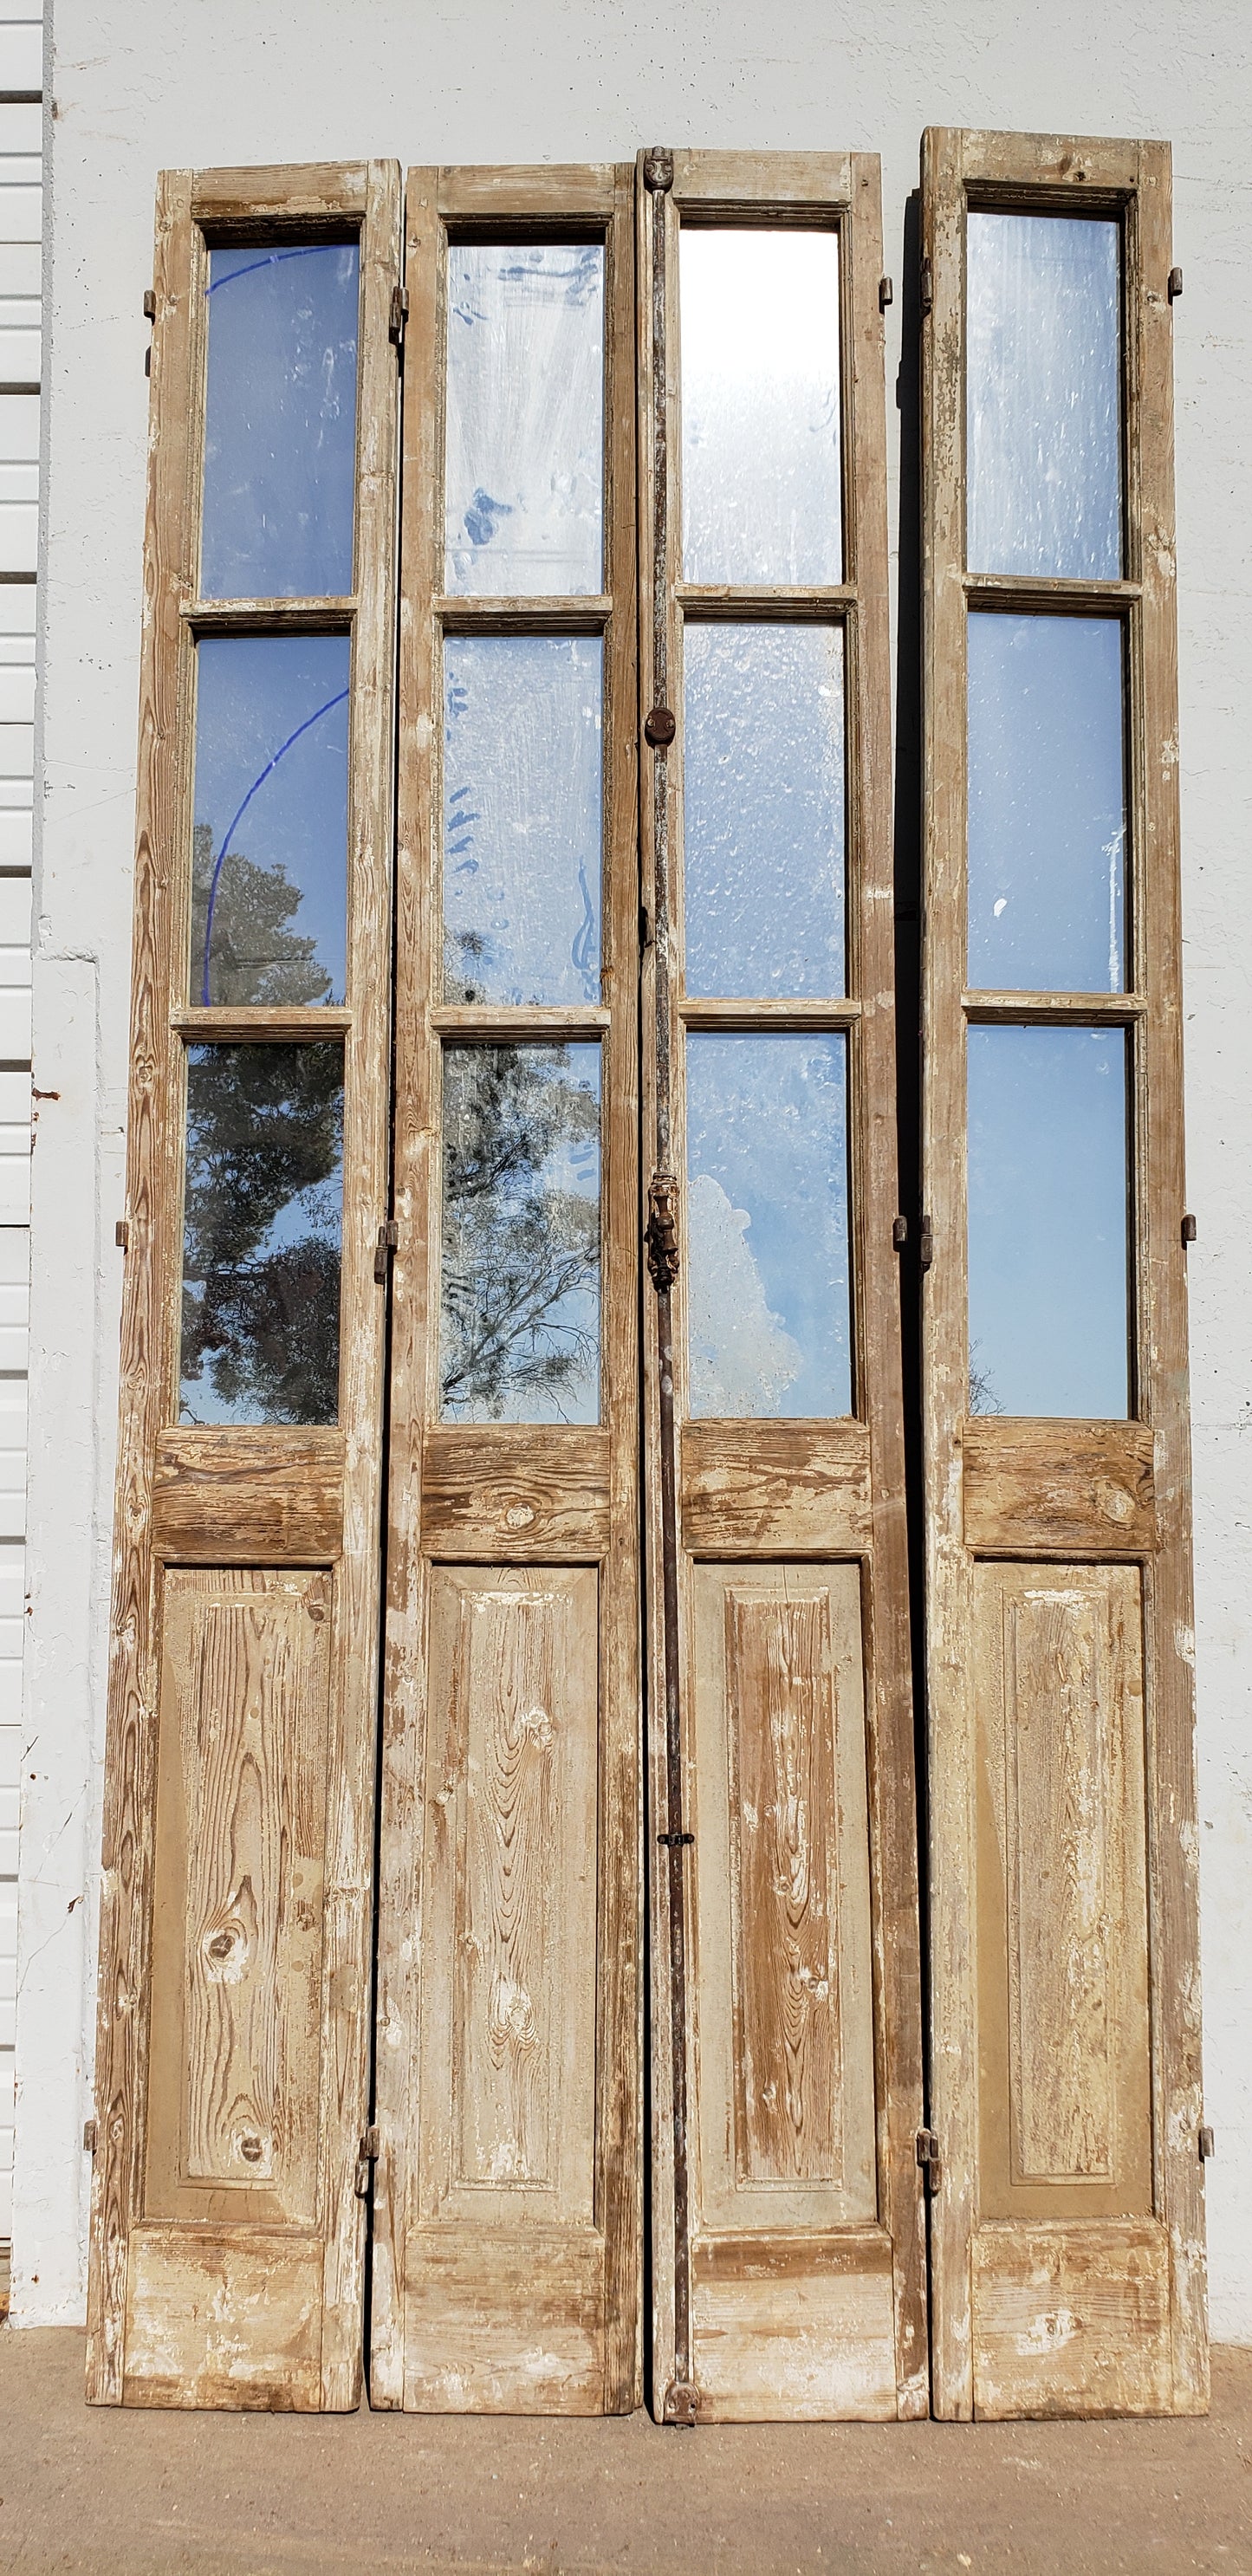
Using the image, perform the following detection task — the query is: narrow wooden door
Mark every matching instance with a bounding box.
[88,162,400,2406]
[638,151,927,2424]
[370,164,643,2412]
[920,128,1208,2418]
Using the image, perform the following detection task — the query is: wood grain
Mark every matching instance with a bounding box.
[145,1571,330,2223]
[681,1421,871,1556]
[152,1430,343,1562]
[963,1418,1157,1557]
[971,2220,1171,2418]
[420,1427,610,1558]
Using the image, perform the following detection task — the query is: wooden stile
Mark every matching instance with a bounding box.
[87,162,401,2409]
[919,128,1207,2420]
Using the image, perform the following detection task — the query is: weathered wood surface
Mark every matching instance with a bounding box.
[971,2220,1172,2418]
[963,1419,1157,1557]
[421,1426,610,1557]
[152,1430,344,1562]
[123,2226,326,2411]
[921,127,1206,2419]
[680,1422,871,1557]
[88,161,401,2413]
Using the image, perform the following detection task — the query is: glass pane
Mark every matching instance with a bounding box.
[444,635,602,1006]
[967,212,1121,579]
[180,1043,343,1425]
[680,229,842,587]
[201,243,359,600]
[191,634,349,1008]
[444,244,604,597]
[686,1034,850,1419]
[968,614,1126,992]
[684,623,845,998]
[440,1044,600,1423]
[967,1026,1128,1418]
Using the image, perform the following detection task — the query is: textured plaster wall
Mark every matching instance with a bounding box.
[13,0,1252,2335]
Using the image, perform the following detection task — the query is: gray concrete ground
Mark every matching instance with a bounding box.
[0,2330,1250,2575]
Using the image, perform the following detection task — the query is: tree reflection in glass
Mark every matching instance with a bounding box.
[440,1043,600,1424]
[179,1042,344,1425]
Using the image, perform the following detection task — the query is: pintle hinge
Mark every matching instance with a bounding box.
[389,284,409,345]
[373,1219,399,1282]
[642,146,673,194]
[916,2128,941,2191]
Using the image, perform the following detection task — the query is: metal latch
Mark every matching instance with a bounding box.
[389,284,409,344]
[373,1219,399,1282]
[657,1831,694,1848]
[916,2128,941,2192]
[645,1172,679,1294]
[354,2124,381,2197]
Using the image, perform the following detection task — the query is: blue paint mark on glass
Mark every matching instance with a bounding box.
[684,622,846,999]
[686,1033,852,1420]
[201,239,359,599]
[444,244,604,596]
[967,1024,1129,1418]
[442,633,602,1007]
[191,634,350,1007]
[967,613,1126,993]
[967,213,1122,580]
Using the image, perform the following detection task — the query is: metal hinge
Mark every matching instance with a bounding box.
[83,2118,98,2155]
[1199,2124,1215,2161]
[918,1213,934,1274]
[919,256,934,317]
[142,289,156,321]
[916,2127,941,2191]
[373,1219,399,1282]
[892,1214,908,1251]
[389,284,409,345]
[354,2124,381,2196]
[1168,266,1184,303]
[1182,1211,1197,1245]
[879,275,893,311]
[115,1218,129,1251]
[657,1830,694,1848]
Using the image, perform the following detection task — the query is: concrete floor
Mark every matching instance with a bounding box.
[0,2333,1250,2575]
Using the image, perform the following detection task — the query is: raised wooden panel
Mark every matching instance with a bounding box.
[972,2220,1172,2419]
[963,1420,1157,1558]
[402,2229,606,2414]
[975,1564,1151,2222]
[152,1430,344,1563]
[691,1565,876,2237]
[418,1567,598,2220]
[680,1423,872,1558]
[144,1569,332,2227]
[420,1428,610,1560]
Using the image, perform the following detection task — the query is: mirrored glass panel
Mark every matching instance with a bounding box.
[683,622,845,998]
[967,212,1121,579]
[967,1024,1129,1418]
[201,243,359,600]
[444,243,604,596]
[967,613,1126,992]
[443,635,602,1005]
[191,634,349,1008]
[686,1034,851,1418]
[180,1042,343,1425]
[440,1043,600,1423]
[680,228,843,587]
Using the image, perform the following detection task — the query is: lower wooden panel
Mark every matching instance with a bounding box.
[122,2225,326,2411]
[972,2221,1172,2418]
[145,1570,332,2225]
[399,1566,610,2411]
[691,2232,897,2421]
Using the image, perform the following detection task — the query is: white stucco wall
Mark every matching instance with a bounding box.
[12,0,1252,2338]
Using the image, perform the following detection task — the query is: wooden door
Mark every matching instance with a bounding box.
[370,164,643,2413]
[87,163,401,2406]
[920,128,1208,2418]
[638,150,927,2424]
